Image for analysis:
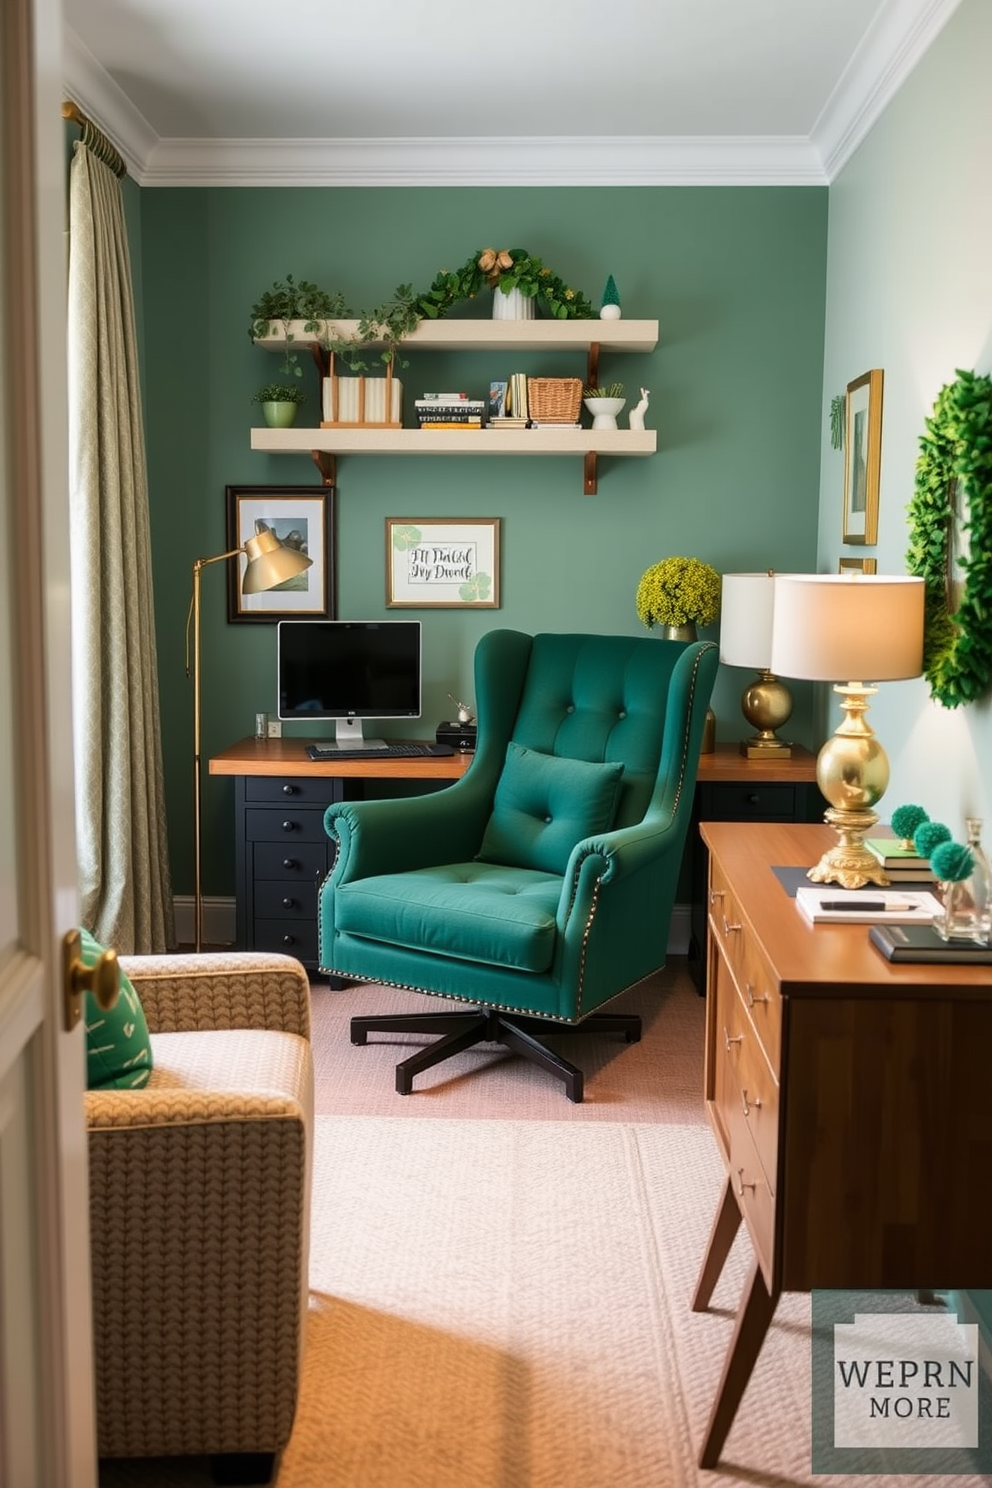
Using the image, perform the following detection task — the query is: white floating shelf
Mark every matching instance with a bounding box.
[250,427,656,457]
[254,318,659,356]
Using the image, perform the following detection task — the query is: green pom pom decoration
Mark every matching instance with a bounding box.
[914,819,951,857]
[890,804,929,845]
[930,840,973,883]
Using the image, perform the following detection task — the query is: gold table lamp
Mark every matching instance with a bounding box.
[769,573,925,888]
[186,527,312,950]
[719,571,793,758]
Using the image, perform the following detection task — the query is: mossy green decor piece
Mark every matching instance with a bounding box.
[906,369,992,709]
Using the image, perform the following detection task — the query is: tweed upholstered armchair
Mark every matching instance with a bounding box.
[86,951,313,1483]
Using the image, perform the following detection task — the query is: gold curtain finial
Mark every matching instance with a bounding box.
[61,100,126,179]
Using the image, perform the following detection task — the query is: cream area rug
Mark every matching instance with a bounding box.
[100,1108,987,1488]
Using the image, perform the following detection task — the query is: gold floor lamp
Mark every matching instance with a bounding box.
[186,526,312,951]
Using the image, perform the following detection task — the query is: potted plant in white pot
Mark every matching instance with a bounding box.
[251,381,307,428]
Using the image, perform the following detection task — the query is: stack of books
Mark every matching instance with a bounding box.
[415,393,485,429]
[864,837,936,882]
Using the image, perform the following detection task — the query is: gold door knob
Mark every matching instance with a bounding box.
[62,929,121,1031]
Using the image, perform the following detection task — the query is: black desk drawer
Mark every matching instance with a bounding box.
[245,806,327,843]
[253,919,319,962]
[246,776,342,805]
[254,881,319,919]
[254,841,328,880]
[699,784,797,820]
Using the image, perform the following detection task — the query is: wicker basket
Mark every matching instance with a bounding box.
[527,377,582,424]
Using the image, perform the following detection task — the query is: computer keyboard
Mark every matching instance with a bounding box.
[305,741,455,761]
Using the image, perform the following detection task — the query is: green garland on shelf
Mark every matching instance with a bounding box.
[906,368,992,709]
[413,247,596,322]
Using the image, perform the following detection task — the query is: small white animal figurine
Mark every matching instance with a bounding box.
[628,388,650,431]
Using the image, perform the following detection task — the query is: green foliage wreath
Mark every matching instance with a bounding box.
[906,368,992,708]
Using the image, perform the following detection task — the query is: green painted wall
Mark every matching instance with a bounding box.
[137,186,827,898]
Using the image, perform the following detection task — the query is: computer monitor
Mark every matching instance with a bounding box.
[277,619,422,749]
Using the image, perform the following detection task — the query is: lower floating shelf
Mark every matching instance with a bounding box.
[250,426,656,457]
[250,425,656,494]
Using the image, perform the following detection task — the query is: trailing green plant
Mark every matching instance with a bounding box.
[251,382,307,406]
[249,248,597,377]
[583,381,624,399]
[906,368,992,708]
[635,557,721,629]
[248,275,348,377]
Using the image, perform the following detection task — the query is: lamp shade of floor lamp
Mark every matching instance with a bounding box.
[187,529,313,950]
[719,572,793,758]
[768,573,925,888]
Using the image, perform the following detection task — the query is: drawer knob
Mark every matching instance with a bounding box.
[709,888,726,907]
[723,1027,743,1051]
[736,1168,756,1198]
[722,914,742,935]
[741,1088,762,1117]
[745,982,769,1008]
[282,934,295,946]
[282,820,297,832]
[282,897,296,909]
[282,783,297,795]
[747,793,760,804]
[283,858,298,869]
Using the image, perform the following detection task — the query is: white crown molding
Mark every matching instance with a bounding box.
[64,2,962,190]
[137,134,826,188]
[812,0,965,178]
[62,26,158,179]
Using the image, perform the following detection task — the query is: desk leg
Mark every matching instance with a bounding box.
[691,1175,741,1312]
[698,1257,779,1469]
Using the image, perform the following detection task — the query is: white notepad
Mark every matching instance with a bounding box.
[795,886,944,925]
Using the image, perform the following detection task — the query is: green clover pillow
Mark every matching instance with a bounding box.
[478,742,625,876]
[82,929,153,1090]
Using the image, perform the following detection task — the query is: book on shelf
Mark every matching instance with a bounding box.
[417,391,472,401]
[507,372,528,422]
[530,420,581,428]
[794,885,943,925]
[869,922,992,963]
[864,837,929,868]
[417,413,483,424]
[489,381,507,419]
[490,416,529,428]
[416,421,483,430]
[874,864,937,883]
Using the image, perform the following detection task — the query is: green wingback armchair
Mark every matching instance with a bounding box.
[318,630,718,1101]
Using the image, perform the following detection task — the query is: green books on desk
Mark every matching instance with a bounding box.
[870,923,992,962]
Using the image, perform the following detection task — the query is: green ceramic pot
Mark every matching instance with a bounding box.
[261,400,299,429]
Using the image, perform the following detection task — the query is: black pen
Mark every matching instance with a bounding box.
[819,899,917,911]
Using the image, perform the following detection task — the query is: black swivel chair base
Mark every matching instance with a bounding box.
[350,1006,642,1103]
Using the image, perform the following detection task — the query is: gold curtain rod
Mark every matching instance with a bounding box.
[62,100,127,179]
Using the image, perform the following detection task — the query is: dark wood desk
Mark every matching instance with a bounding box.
[693,820,992,1468]
[209,737,472,967]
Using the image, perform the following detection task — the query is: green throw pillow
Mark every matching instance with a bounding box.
[82,929,153,1090]
[478,742,625,876]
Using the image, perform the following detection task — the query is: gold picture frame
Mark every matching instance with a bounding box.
[842,369,883,545]
[838,557,878,574]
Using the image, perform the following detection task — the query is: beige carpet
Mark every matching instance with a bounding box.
[309,965,707,1122]
[99,965,989,1487]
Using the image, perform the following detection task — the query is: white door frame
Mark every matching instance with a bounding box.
[0,0,96,1480]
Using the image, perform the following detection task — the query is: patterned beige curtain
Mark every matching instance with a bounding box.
[67,136,175,953]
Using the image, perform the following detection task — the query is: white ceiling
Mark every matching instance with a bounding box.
[62,0,963,186]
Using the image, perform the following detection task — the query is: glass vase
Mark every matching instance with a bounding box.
[965,817,992,942]
[935,822,992,946]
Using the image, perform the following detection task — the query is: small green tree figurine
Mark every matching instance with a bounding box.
[600,274,621,321]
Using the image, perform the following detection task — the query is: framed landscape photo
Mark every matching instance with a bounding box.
[838,556,878,574]
[225,485,335,622]
[842,368,884,545]
[385,518,500,608]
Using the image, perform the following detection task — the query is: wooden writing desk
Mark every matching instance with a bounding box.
[209,737,472,966]
[695,820,992,1468]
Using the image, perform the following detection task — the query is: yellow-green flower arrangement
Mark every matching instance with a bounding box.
[636,557,721,629]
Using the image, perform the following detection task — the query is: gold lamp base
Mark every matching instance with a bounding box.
[807,681,892,889]
[738,670,792,759]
